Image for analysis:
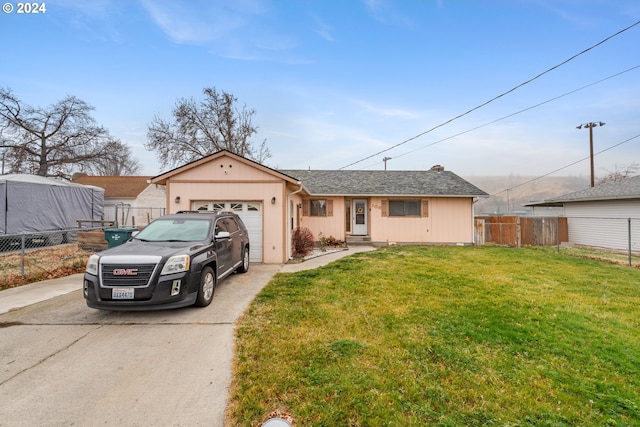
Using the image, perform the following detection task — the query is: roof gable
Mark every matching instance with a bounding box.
[278,169,488,197]
[151,150,300,185]
[72,175,154,198]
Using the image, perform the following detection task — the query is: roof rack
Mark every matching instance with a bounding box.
[175,210,232,215]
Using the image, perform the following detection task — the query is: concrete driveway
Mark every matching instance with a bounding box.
[0,246,374,426]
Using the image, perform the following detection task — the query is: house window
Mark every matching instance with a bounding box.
[303,199,333,217]
[230,203,243,212]
[310,200,325,216]
[384,199,428,217]
[247,203,260,212]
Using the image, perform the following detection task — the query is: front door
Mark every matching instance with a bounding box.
[353,199,368,235]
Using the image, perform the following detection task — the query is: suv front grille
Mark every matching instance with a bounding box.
[101,263,157,287]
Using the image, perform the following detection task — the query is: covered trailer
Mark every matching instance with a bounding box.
[0,174,104,245]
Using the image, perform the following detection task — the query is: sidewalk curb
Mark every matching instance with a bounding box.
[0,273,84,315]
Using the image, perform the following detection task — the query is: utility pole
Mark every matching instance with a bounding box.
[383,156,391,171]
[576,121,605,187]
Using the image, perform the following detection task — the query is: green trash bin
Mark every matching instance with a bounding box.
[104,228,138,248]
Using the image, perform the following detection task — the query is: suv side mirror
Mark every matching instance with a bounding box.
[215,231,231,240]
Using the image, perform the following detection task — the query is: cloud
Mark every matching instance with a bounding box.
[51,0,125,42]
[361,0,414,28]
[140,0,245,44]
[352,99,420,120]
[310,14,335,42]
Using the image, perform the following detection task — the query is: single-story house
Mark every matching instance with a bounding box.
[526,175,640,252]
[72,175,166,227]
[150,150,489,264]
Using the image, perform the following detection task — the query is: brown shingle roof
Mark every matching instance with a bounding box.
[71,176,153,198]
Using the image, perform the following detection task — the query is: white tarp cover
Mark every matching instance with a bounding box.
[0,174,105,234]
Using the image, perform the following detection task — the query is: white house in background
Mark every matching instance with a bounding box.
[526,176,640,252]
[71,175,166,226]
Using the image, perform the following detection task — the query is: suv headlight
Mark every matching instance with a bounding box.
[161,255,190,275]
[86,254,99,276]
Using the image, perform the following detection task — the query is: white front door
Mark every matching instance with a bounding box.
[353,199,368,235]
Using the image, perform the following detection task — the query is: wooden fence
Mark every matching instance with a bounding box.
[475,216,568,247]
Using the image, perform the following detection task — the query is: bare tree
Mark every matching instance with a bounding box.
[84,138,144,176]
[0,88,126,179]
[145,87,270,169]
[596,162,639,185]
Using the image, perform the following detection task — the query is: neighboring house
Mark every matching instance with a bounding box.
[150,150,488,264]
[72,175,166,227]
[526,176,640,252]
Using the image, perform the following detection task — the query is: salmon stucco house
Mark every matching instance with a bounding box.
[150,150,488,264]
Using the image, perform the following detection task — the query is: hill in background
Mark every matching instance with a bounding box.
[463,175,589,215]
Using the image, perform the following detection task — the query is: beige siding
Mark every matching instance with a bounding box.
[299,197,346,241]
[299,196,474,244]
[428,197,474,243]
[164,156,288,264]
[370,197,433,242]
[373,196,475,243]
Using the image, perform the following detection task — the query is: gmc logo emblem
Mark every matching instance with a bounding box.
[113,268,139,276]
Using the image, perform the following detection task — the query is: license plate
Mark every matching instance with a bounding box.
[112,288,135,299]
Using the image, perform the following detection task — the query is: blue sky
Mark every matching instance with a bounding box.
[2,0,639,179]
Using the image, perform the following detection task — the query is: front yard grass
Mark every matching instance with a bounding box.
[227,245,640,426]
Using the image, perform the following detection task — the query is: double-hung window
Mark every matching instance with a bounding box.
[382,199,428,217]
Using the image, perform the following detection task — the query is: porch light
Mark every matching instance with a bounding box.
[174,196,181,204]
[271,196,276,204]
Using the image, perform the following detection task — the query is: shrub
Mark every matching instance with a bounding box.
[319,234,344,248]
[292,227,315,258]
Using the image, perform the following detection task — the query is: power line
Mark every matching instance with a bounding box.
[491,133,640,197]
[356,64,640,171]
[380,65,640,167]
[338,19,640,170]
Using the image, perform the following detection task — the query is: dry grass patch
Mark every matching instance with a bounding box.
[0,244,92,290]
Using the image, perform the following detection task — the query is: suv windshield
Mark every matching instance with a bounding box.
[134,218,212,242]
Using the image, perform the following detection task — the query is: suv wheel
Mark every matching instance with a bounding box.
[236,247,249,273]
[195,266,216,307]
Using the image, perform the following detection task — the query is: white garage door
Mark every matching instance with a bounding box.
[192,201,263,263]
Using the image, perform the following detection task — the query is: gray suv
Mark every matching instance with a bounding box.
[83,211,250,311]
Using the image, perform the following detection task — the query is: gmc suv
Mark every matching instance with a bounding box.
[83,211,250,311]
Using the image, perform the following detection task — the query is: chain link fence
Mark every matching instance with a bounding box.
[0,206,165,286]
[0,228,81,253]
[0,227,104,289]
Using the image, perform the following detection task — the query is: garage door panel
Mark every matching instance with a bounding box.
[192,201,262,263]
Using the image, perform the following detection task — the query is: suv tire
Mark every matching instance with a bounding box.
[236,247,250,273]
[195,266,216,307]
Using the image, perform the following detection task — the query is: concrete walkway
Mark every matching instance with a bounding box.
[0,246,376,315]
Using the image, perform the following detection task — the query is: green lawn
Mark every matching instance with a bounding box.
[227,246,640,426]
